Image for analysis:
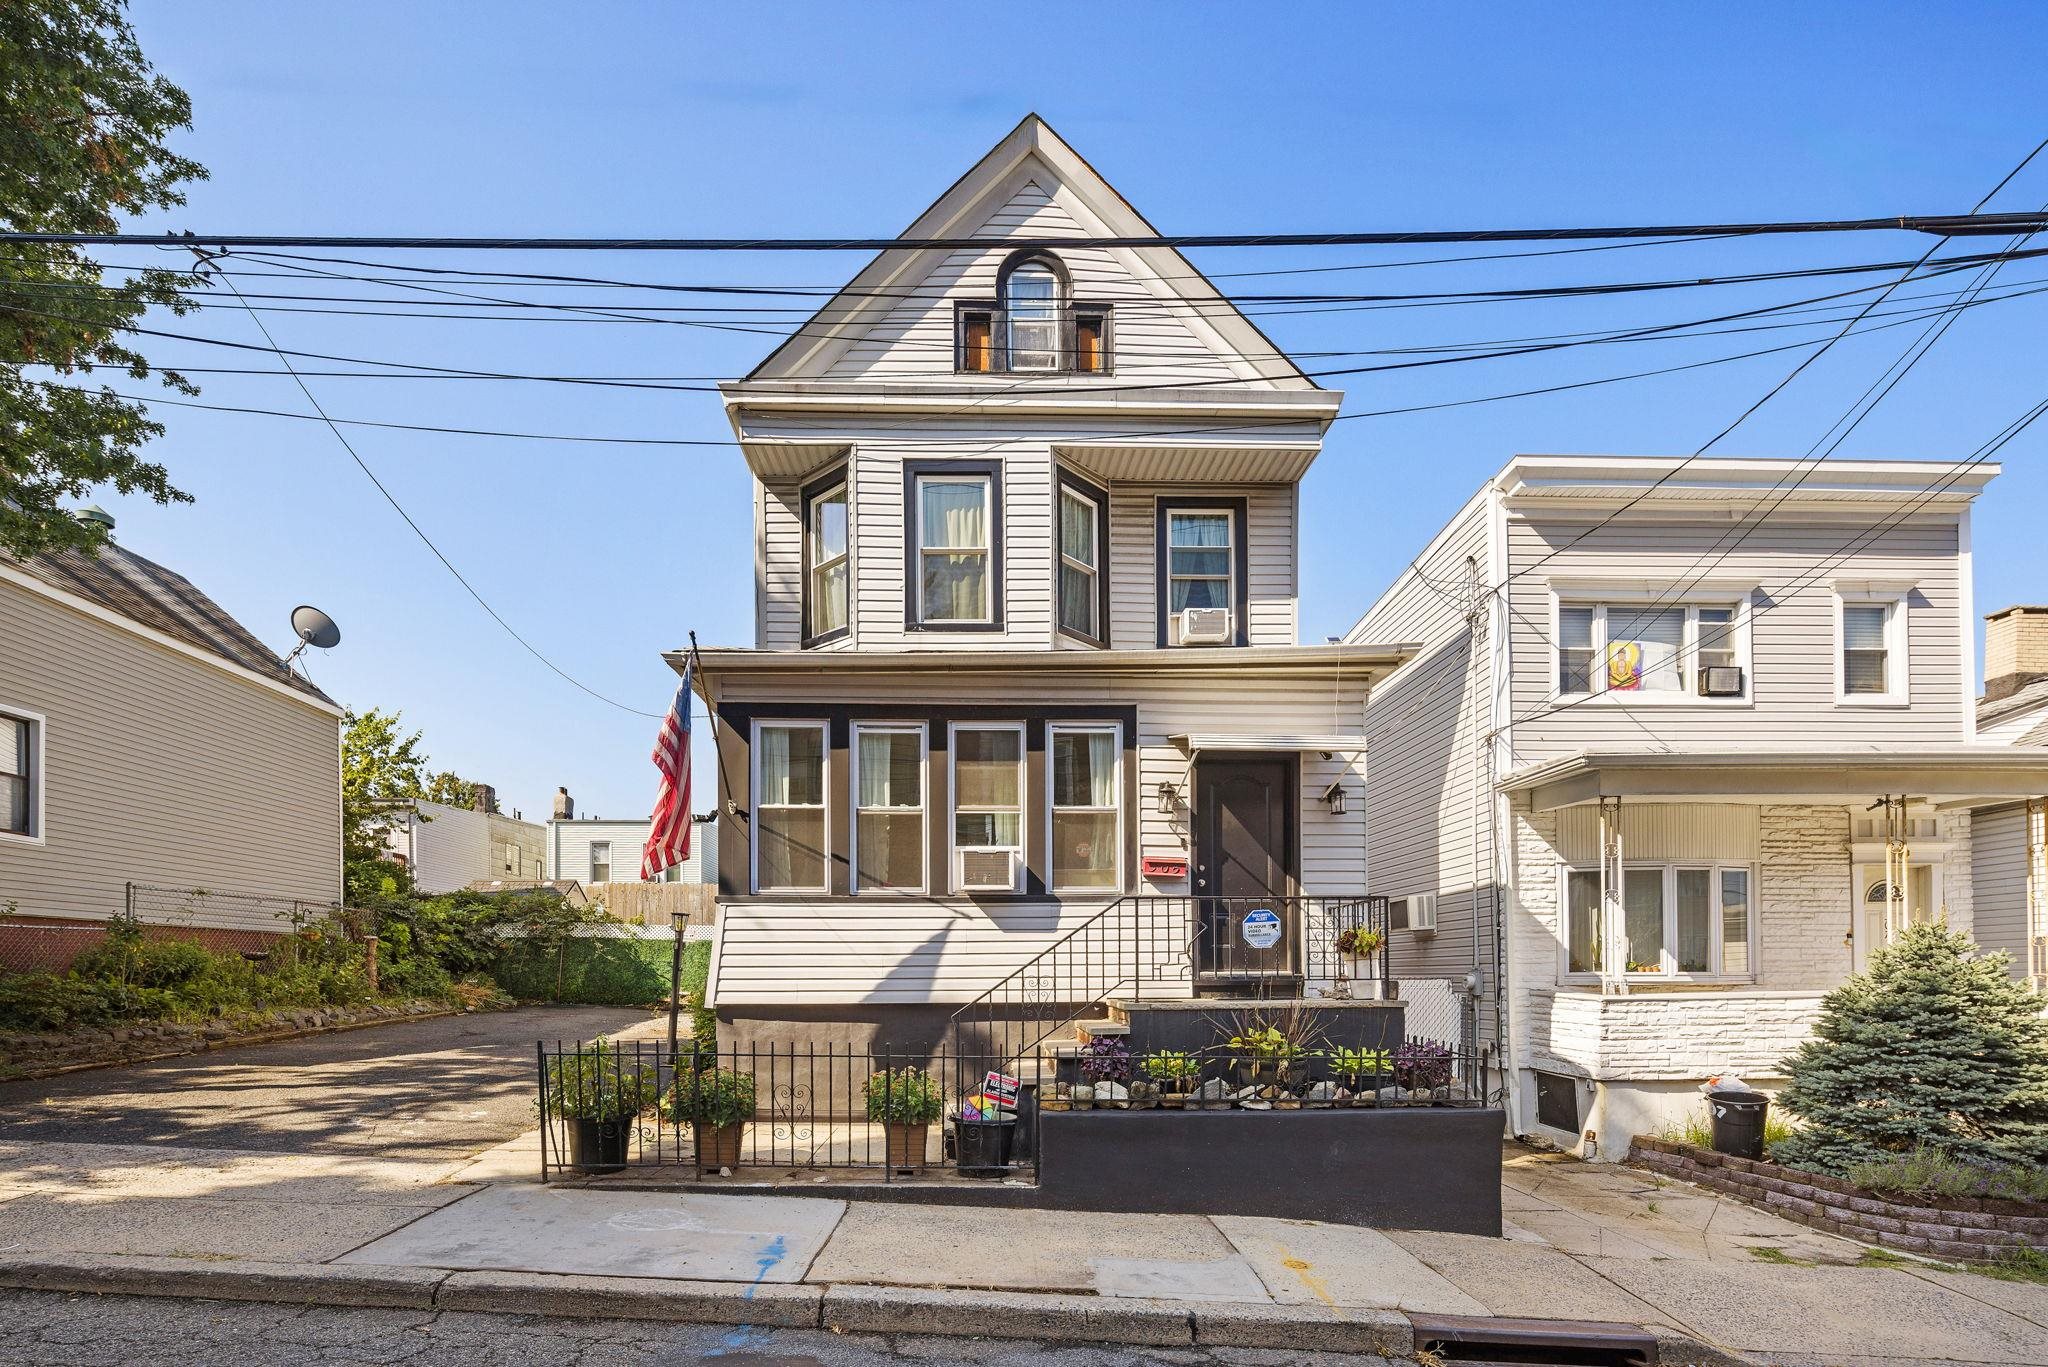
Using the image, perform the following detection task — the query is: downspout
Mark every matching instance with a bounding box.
[1485,483,1517,1123]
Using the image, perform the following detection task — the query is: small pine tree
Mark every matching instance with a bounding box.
[1772,923,2048,1176]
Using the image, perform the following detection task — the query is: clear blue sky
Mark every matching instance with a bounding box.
[90,2,2048,822]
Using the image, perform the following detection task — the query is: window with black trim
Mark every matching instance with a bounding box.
[1154,498,1248,646]
[1056,471,1109,646]
[2,708,40,841]
[955,251,1112,374]
[905,461,1004,630]
[801,471,849,646]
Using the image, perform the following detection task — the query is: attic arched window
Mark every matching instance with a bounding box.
[958,252,1110,374]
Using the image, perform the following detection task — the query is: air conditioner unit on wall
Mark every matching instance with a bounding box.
[956,848,1020,892]
[1177,607,1233,645]
[1698,666,1746,697]
[1401,892,1438,935]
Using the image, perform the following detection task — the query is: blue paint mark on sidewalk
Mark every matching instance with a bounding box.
[708,1233,790,1356]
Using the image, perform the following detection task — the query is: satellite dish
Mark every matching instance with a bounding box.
[282,604,341,668]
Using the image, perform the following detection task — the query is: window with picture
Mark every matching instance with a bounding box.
[1556,601,1744,698]
[1564,863,1753,977]
[854,724,925,892]
[755,722,827,891]
[911,469,999,626]
[952,724,1024,891]
[1057,473,1107,644]
[803,474,849,644]
[1049,724,1120,891]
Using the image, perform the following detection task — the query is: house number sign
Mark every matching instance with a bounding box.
[1241,908,1282,949]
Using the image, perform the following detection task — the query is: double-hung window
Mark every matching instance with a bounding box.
[1,709,39,841]
[1057,476,1106,644]
[755,722,828,892]
[1555,601,1745,699]
[1004,260,1061,371]
[1564,863,1754,978]
[1049,723,1121,891]
[588,841,612,885]
[1167,511,1233,615]
[1837,592,1908,704]
[803,475,848,644]
[913,472,994,625]
[952,724,1024,891]
[854,724,925,892]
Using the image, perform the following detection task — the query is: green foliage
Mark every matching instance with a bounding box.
[1,0,209,560]
[69,932,210,988]
[1141,1050,1202,1088]
[1334,927,1383,957]
[1327,1046,1392,1081]
[425,771,485,809]
[865,1066,945,1125]
[680,939,715,1051]
[340,708,430,873]
[1845,1147,2048,1203]
[492,934,669,1006]
[1774,924,2048,1176]
[540,1038,659,1122]
[1225,1024,1304,1060]
[668,1067,756,1128]
[1657,1103,1800,1152]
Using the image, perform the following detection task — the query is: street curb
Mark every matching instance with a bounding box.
[0,1253,448,1310]
[821,1284,1194,1346]
[0,1008,464,1084]
[435,1268,821,1327]
[1192,1300,1414,1357]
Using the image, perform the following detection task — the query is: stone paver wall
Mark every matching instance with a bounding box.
[1629,1137,2047,1263]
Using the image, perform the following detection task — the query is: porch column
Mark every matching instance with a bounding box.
[1598,796,1627,996]
[1880,795,1911,945]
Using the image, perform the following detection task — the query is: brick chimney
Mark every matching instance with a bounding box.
[1983,605,2048,701]
[470,783,498,814]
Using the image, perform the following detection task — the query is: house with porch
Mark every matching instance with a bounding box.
[1349,454,2048,1158]
[684,116,1416,1055]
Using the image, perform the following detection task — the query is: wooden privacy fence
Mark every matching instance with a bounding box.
[589,881,718,927]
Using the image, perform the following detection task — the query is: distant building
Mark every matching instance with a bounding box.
[546,798,718,886]
[384,797,547,894]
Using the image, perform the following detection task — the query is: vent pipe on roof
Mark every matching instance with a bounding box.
[74,505,115,537]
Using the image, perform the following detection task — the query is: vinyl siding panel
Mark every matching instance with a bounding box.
[548,817,715,885]
[823,180,1242,386]
[1108,483,1297,648]
[0,578,341,931]
[760,479,805,650]
[1506,512,1970,755]
[1971,803,2033,978]
[707,666,1367,1005]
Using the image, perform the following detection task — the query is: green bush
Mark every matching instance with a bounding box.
[69,936,214,989]
[378,952,453,1000]
[492,935,670,1005]
[668,1067,756,1128]
[540,1037,660,1121]
[680,939,715,1051]
[865,1067,945,1125]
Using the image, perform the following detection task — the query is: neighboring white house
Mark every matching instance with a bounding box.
[1969,603,2048,991]
[547,814,718,886]
[384,798,547,894]
[1348,454,2048,1158]
[683,115,1415,1051]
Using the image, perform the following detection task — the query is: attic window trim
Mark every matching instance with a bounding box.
[954,250,1113,376]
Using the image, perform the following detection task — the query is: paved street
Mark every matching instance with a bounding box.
[0,1289,1401,1366]
[0,1006,649,1161]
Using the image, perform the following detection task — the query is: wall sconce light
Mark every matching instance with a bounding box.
[1156,782,1179,815]
[1322,782,1348,816]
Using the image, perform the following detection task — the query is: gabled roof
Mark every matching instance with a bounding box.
[5,538,335,706]
[741,114,1316,391]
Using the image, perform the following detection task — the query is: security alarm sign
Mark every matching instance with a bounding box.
[1241,908,1283,949]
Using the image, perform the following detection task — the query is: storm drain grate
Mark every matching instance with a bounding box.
[1409,1314,1657,1367]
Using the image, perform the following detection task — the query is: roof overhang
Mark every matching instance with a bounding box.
[1053,441,1321,484]
[1502,747,2048,812]
[1170,733,1367,755]
[679,642,1418,688]
[1491,454,2000,516]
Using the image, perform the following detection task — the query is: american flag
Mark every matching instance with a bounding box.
[640,660,693,879]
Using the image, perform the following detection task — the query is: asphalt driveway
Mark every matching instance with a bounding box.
[0,1006,648,1162]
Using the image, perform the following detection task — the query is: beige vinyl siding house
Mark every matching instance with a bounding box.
[0,532,342,945]
[690,116,1415,1048]
[1348,454,2048,1157]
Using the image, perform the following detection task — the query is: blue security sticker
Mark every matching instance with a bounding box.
[1241,908,1282,949]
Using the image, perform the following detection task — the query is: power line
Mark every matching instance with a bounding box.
[9,211,2048,252]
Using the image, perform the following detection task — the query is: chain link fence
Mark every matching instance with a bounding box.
[0,882,343,976]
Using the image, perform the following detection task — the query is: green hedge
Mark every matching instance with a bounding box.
[492,935,673,1006]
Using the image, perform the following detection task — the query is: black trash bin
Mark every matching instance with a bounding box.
[954,1116,1017,1178]
[1708,1089,1770,1159]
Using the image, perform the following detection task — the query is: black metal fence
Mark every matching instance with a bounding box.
[535,1026,1481,1184]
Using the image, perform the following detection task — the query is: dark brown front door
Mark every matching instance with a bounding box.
[1192,755,1297,981]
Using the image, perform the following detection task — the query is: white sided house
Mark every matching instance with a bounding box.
[1349,454,2048,1157]
[546,814,718,887]
[687,116,1415,1049]
[384,798,547,894]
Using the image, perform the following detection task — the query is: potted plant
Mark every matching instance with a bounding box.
[1334,926,1384,986]
[667,1065,755,1171]
[865,1066,944,1172]
[1393,1039,1455,1100]
[1225,1023,1309,1095]
[1142,1050,1201,1109]
[541,1037,658,1173]
[1327,1046,1392,1106]
[1078,1036,1132,1109]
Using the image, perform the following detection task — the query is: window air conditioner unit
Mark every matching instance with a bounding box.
[1399,892,1438,935]
[1176,607,1233,645]
[956,848,1020,892]
[1698,665,1746,698]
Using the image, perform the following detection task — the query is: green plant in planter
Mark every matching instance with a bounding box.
[1328,1046,1392,1089]
[667,1067,756,1128]
[864,1066,945,1125]
[1226,1024,1301,1062]
[1142,1050,1203,1093]
[540,1037,659,1122]
[1333,927,1384,958]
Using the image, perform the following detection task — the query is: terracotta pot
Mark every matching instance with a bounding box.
[694,1121,743,1170]
[883,1121,929,1171]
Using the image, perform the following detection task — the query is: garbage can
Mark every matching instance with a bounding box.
[954,1116,1017,1178]
[1708,1089,1770,1159]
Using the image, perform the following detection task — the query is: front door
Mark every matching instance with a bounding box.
[1192,755,1297,982]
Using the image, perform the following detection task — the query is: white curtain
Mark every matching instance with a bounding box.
[858,730,921,808]
[760,726,822,806]
[1053,730,1115,807]
[922,480,986,550]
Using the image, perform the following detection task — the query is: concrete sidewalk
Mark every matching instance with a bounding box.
[0,1138,2042,1363]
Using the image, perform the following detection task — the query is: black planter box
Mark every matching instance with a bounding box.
[1037,1106,1503,1235]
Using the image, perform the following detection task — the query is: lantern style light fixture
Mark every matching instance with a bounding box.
[1322,781,1348,816]
[1156,781,1179,815]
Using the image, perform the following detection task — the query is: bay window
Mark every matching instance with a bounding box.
[1563,863,1754,978]
[755,722,827,892]
[854,724,925,892]
[952,723,1024,891]
[1049,723,1121,891]
[1555,600,1746,699]
[802,473,848,645]
[1057,472,1107,645]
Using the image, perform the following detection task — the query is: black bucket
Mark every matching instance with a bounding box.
[954,1116,1017,1178]
[1708,1090,1770,1160]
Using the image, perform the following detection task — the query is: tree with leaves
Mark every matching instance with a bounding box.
[2,0,207,561]
[341,708,430,904]
[1773,923,2048,1175]
[425,771,482,810]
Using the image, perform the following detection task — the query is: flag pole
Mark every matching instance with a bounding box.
[688,631,745,821]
